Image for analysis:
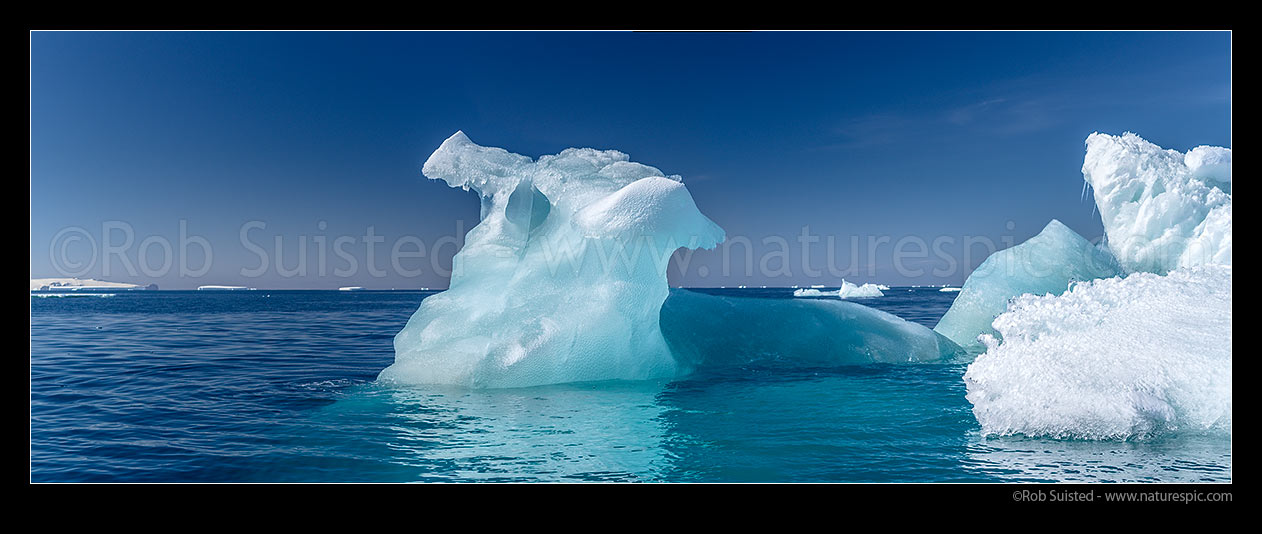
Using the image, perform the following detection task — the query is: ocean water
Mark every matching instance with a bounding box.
[30,288,1231,482]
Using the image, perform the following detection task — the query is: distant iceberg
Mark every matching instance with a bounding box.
[792,280,885,299]
[31,278,156,292]
[791,288,829,297]
[197,285,254,291]
[839,281,885,298]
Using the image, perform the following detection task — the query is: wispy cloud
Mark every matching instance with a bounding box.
[945,98,1008,126]
[824,113,919,150]
[818,94,1072,152]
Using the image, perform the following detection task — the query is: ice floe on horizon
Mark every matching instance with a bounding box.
[792,280,885,299]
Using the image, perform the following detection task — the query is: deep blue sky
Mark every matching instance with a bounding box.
[30,31,1231,288]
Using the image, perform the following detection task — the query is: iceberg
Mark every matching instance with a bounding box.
[933,219,1122,348]
[30,278,156,292]
[382,133,959,388]
[791,280,885,299]
[960,132,1232,440]
[838,281,885,298]
[964,265,1232,439]
[380,132,724,388]
[791,288,830,297]
[1082,132,1231,274]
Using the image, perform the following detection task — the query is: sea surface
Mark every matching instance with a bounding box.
[30,288,1232,482]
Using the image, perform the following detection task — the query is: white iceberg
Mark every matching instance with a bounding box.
[791,280,885,299]
[961,132,1232,440]
[1082,132,1231,274]
[31,278,156,292]
[839,281,885,298]
[792,288,829,297]
[965,265,1232,439]
[933,219,1122,348]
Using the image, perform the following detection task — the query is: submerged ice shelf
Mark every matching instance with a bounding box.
[381,132,959,388]
[663,290,961,371]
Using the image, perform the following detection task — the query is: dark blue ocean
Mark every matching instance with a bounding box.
[30,288,1231,482]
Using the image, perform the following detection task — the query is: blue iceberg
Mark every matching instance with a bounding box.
[381,133,960,388]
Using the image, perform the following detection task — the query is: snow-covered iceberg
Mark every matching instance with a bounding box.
[791,288,830,297]
[792,280,885,299]
[380,132,724,388]
[933,219,1122,348]
[30,278,157,292]
[960,132,1232,440]
[965,265,1232,439]
[1083,132,1231,274]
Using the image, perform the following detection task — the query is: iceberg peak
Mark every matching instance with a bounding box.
[1082,132,1231,274]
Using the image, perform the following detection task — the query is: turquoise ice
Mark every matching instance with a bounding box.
[382,133,960,388]
[933,219,1122,349]
[380,132,724,388]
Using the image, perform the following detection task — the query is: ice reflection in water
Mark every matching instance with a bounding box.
[324,381,672,482]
